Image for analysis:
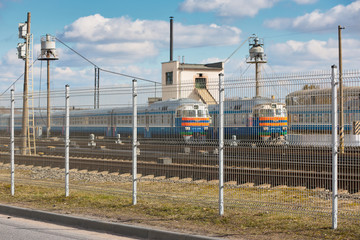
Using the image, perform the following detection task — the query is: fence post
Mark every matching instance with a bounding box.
[10,89,15,196]
[65,84,70,197]
[219,73,224,216]
[331,65,338,229]
[132,79,138,205]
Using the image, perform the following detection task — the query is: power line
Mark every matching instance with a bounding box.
[55,37,160,84]
[0,56,39,97]
[224,37,250,63]
[0,74,23,97]
[100,68,160,85]
[55,37,98,68]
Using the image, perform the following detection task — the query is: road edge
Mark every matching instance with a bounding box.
[0,204,222,240]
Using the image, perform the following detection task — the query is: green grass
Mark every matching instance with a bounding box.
[0,180,359,239]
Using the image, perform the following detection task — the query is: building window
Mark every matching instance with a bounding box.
[166,72,173,85]
[195,77,206,89]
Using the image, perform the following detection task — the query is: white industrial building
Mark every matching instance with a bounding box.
[161,60,224,104]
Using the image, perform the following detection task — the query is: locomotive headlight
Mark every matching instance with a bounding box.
[185,127,190,130]
[263,127,269,131]
[282,127,287,131]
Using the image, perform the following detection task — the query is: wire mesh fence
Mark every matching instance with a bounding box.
[0,68,360,227]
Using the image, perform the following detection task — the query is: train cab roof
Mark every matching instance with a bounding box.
[208,96,279,111]
[286,86,360,106]
[111,98,205,114]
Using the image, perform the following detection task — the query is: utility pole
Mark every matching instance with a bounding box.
[94,67,100,109]
[338,25,345,154]
[47,59,50,137]
[39,34,59,137]
[20,12,31,155]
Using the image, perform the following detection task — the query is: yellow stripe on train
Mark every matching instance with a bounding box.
[259,117,287,121]
[182,118,210,121]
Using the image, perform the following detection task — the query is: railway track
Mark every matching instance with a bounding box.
[0,137,359,193]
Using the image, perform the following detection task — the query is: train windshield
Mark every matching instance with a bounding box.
[259,109,275,117]
[183,110,197,117]
[276,108,287,117]
[197,109,209,118]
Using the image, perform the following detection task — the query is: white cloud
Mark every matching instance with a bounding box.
[61,15,166,43]
[265,0,360,31]
[266,38,360,71]
[56,14,242,67]
[179,0,279,17]
[293,0,317,4]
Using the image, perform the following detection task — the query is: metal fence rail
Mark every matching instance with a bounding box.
[0,67,360,229]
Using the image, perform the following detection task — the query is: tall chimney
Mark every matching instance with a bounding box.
[170,16,173,61]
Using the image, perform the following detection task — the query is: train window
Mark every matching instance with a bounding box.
[311,96,316,104]
[305,114,310,123]
[234,105,242,110]
[324,113,330,123]
[299,114,303,123]
[293,114,299,123]
[276,109,282,116]
[197,110,208,117]
[176,110,181,117]
[234,114,241,123]
[253,109,259,118]
[318,114,322,123]
[260,109,275,117]
[183,110,196,117]
[311,114,317,123]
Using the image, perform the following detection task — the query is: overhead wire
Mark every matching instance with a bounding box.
[224,37,250,64]
[0,56,39,97]
[55,37,161,85]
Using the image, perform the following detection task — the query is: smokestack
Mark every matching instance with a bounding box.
[170,16,173,61]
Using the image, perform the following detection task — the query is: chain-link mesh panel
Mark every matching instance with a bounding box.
[0,69,359,224]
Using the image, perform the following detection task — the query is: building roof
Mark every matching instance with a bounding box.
[178,62,223,71]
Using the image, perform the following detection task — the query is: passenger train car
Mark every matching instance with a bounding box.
[208,97,287,142]
[286,86,360,134]
[0,98,211,141]
[0,97,288,143]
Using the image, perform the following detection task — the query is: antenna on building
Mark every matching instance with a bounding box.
[247,34,267,98]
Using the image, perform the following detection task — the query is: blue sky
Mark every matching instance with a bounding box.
[0,0,359,94]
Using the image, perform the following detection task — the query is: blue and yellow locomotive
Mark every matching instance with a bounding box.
[208,97,287,142]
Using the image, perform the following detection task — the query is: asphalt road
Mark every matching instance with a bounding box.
[0,213,141,240]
